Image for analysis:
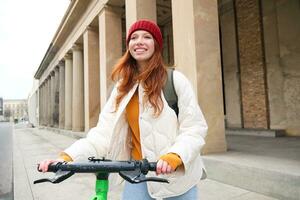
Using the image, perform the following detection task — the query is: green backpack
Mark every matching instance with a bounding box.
[163,68,179,116]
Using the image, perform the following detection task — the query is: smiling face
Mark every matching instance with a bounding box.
[128,30,155,68]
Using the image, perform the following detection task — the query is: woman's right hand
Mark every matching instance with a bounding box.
[38,159,64,173]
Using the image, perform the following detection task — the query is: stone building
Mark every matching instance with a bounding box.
[220,0,300,136]
[27,80,39,127]
[3,99,28,122]
[0,97,3,121]
[33,0,300,155]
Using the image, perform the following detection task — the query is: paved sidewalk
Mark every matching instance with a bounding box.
[13,127,278,200]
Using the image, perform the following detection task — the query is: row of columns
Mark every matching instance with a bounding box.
[38,6,122,132]
[38,0,226,153]
[39,46,85,132]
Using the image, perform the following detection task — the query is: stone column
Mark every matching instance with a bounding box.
[64,53,73,130]
[99,6,122,108]
[47,76,51,126]
[50,71,55,127]
[219,0,242,128]
[125,0,157,31]
[58,61,65,129]
[235,0,269,129]
[44,81,48,126]
[45,80,48,126]
[172,0,227,154]
[72,44,84,132]
[261,0,286,130]
[39,85,42,126]
[54,67,60,127]
[42,83,46,126]
[43,83,46,125]
[83,27,100,131]
[43,81,47,126]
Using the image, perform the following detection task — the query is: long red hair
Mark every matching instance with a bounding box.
[111,42,167,116]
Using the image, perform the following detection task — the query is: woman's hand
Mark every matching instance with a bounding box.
[156,159,174,175]
[38,158,64,173]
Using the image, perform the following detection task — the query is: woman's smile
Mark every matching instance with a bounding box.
[134,47,148,53]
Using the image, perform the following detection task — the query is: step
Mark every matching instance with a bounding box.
[202,136,300,200]
[226,128,285,137]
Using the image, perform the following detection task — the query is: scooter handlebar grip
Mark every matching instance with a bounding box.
[149,162,157,171]
[47,163,58,172]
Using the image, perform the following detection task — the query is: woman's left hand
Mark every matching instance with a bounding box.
[156,159,174,175]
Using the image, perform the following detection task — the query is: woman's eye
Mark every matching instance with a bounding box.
[130,35,137,40]
[145,35,152,39]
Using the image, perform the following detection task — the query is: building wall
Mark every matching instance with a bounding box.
[235,0,269,129]
[28,92,39,127]
[263,0,300,136]
[28,79,39,127]
[3,99,28,122]
[220,0,300,135]
[220,0,269,129]
[276,0,300,136]
[0,97,3,121]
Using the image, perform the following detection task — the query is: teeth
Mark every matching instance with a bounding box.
[135,49,146,52]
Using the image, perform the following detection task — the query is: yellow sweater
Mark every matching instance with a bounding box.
[60,90,182,170]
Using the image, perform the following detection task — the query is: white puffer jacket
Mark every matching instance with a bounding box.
[64,70,208,198]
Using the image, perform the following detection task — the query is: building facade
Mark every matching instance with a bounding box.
[0,97,3,121]
[219,0,300,136]
[32,0,300,155]
[3,99,28,122]
[27,80,39,127]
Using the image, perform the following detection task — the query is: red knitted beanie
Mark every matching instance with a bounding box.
[126,19,163,50]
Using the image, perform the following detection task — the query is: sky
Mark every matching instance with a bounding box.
[0,0,70,100]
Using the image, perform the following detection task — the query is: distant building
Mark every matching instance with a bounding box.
[0,97,3,121]
[3,99,28,122]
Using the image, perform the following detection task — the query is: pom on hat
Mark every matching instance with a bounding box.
[126,19,163,50]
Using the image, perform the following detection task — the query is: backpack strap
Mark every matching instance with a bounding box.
[163,68,179,117]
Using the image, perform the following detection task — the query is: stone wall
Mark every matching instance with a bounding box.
[220,0,300,135]
[262,0,300,135]
[271,0,300,135]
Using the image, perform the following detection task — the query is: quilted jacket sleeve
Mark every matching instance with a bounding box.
[63,85,118,161]
[167,70,208,171]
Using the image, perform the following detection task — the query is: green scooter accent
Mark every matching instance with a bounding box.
[90,173,109,200]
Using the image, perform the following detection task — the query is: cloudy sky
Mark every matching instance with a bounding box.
[0,0,70,99]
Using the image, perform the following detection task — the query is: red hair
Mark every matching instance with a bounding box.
[111,42,167,116]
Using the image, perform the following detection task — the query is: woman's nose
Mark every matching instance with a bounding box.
[136,37,144,45]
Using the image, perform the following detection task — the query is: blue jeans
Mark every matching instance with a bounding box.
[121,181,198,200]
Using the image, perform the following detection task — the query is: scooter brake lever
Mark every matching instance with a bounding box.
[119,170,169,184]
[34,170,74,184]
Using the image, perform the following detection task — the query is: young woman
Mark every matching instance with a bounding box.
[39,19,208,200]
